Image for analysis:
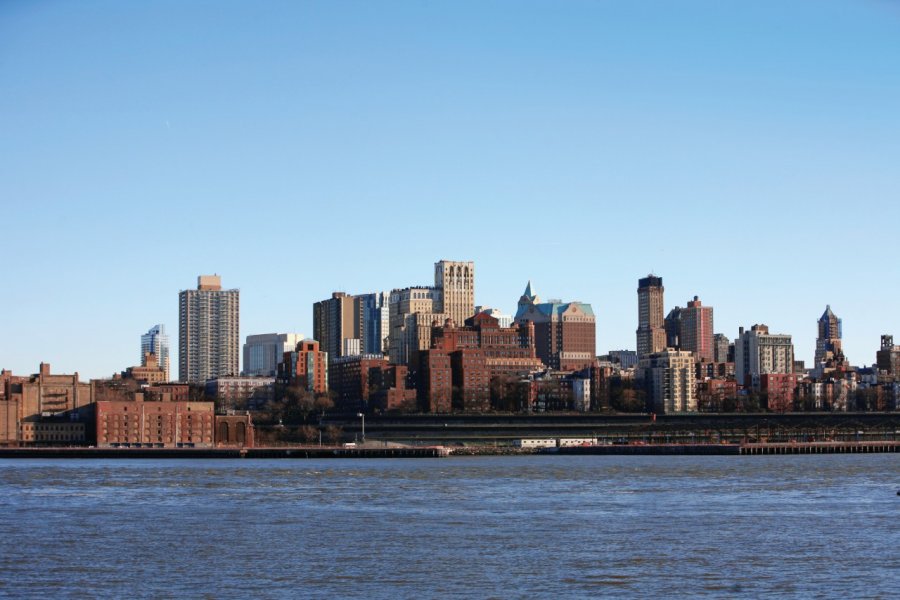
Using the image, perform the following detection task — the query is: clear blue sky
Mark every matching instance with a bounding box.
[2,0,899,379]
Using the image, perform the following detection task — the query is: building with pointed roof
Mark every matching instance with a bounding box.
[815,305,844,367]
[514,282,596,370]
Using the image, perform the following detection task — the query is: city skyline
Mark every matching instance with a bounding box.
[2,1,899,378]
[0,262,894,379]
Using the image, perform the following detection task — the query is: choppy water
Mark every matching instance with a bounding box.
[0,455,897,598]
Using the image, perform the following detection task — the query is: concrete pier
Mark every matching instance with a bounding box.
[0,446,450,459]
[739,441,900,455]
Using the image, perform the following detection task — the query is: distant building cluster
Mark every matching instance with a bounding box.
[2,262,900,447]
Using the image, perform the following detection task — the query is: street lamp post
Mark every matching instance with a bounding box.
[357,412,365,445]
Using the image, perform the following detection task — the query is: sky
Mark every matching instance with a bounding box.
[1,0,899,379]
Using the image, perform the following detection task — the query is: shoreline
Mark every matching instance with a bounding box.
[0,440,898,458]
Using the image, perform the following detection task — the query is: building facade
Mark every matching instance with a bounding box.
[419,313,544,413]
[734,324,795,389]
[279,340,329,394]
[815,305,844,366]
[141,324,170,382]
[636,275,666,358]
[1,363,94,446]
[205,376,275,411]
[713,333,731,364]
[876,335,900,377]
[388,286,447,366]
[664,307,682,349]
[329,354,391,413]
[475,306,513,328]
[125,353,168,384]
[638,349,696,414]
[680,296,714,362]
[357,292,390,355]
[387,259,476,367]
[313,292,360,363]
[434,260,475,326]
[514,282,596,371]
[242,333,304,377]
[95,400,215,448]
[606,350,638,369]
[178,275,240,384]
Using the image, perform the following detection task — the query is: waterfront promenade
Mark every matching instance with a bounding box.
[0,440,898,458]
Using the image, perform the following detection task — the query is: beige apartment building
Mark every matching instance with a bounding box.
[639,349,696,414]
[179,275,240,384]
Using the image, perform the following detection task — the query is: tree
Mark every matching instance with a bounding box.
[298,425,318,444]
[314,392,335,416]
[324,425,343,445]
[610,382,647,413]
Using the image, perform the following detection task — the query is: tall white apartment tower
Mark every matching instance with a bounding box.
[179,275,240,384]
[141,324,171,382]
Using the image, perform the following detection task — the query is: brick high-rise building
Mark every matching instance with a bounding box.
[179,275,240,384]
[636,275,666,358]
[514,282,596,371]
[329,354,391,413]
[420,313,544,413]
[279,339,329,394]
[680,296,714,362]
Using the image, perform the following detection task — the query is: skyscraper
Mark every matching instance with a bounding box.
[313,292,360,362]
[141,324,170,382]
[815,305,843,366]
[434,260,475,325]
[178,275,240,384]
[636,275,666,358]
[356,292,390,355]
[680,296,714,362]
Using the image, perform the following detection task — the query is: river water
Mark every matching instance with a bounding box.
[0,455,897,598]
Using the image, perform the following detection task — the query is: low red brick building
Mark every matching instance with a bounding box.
[760,373,800,413]
[696,379,740,412]
[95,400,215,448]
[215,413,254,447]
